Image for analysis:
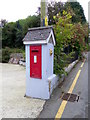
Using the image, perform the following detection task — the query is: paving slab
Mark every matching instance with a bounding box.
[0,63,45,118]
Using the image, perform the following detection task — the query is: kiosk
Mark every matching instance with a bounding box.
[23,26,59,99]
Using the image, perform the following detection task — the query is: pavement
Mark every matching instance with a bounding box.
[38,52,89,119]
[0,63,45,118]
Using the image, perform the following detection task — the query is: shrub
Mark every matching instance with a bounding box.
[53,11,74,76]
[2,47,25,63]
[0,50,2,63]
[2,47,11,63]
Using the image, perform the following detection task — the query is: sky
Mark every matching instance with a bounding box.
[0,0,89,22]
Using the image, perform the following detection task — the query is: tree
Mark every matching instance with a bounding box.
[48,1,64,25]
[2,15,40,48]
[71,23,88,54]
[64,2,86,23]
[22,15,40,36]
[2,22,17,48]
[0,19,8,28]
[15,21,23,48]
[47,1,86,25]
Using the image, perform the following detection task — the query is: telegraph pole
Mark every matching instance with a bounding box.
[41,0,48,26]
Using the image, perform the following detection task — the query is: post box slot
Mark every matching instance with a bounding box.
[32,50,39,52]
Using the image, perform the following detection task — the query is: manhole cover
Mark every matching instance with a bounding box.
[61,93,79,102]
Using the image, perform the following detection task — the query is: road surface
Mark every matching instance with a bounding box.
[38,52,89,119]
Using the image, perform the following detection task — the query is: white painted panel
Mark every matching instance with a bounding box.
[23,40,47,45]
[42,45,48,80]
[47,43,54,78]
[26,45,30,94]
[26,78,50,99]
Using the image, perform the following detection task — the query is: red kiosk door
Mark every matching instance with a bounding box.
[30,45,42,79]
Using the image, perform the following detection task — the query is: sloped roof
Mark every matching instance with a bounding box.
[23,26,53,41]
[23,26,56,46]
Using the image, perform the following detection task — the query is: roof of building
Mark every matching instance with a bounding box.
[23,26,56,46]
[23,26,53,41]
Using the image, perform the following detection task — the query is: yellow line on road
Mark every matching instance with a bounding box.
[55,62,85,120]
[68,69,81,93]
[55,100,67,120]
[80,62,84,68]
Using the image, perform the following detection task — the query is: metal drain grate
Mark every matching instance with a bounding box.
[61,93,79,102]
[61,93,70,100]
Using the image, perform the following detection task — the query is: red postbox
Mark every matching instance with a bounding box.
[30,45,42,79]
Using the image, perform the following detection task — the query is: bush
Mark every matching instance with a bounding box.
[2,47,11,63]
[86,44,90,51]
[0,50,2,63]
[2,47,25,63]
[53,10,88,76]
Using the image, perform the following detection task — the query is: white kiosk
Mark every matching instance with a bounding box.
[23,26,59,99]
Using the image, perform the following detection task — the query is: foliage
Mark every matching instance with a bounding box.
[0,19,8,27]
[71,23,88,56]
[2,15,40,48]
[64,2,86,24]
[47,1,86,25]
[85,43,90,51]
[22,15,40,34]
[2,15,40,63]
[53,9,88,76]
[0,50,2,63]
[48,1,64,25]
[53,11,74,76]
[2,22,17,48]
[2,47,25,63]
[2,47,11,63]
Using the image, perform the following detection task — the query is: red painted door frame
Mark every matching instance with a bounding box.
[30,45,42,79]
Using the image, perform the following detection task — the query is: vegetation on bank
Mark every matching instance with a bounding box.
[2,47,25,63]
[53,10,88,75]
[1,1,89,76]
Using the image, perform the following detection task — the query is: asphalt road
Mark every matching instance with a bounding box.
[38,52,89,119]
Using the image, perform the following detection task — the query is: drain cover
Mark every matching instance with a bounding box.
[61,93,70,100]
[61,93,79,102]
[68,94,78,102]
